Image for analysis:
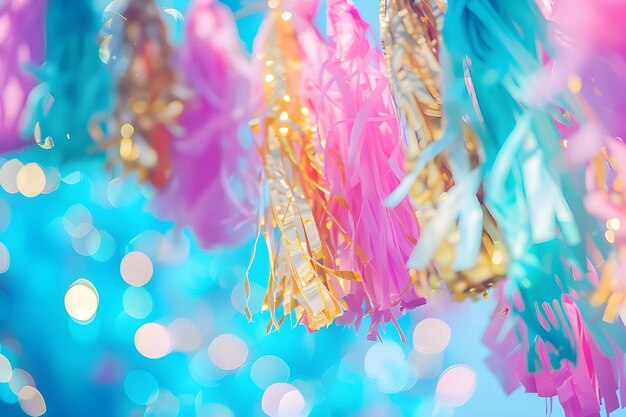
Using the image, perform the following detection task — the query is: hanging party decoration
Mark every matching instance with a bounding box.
[319,0,424,339]
[151,0,258,249]
[22,0,112,163]
[440,0,595,368]
[251,0,356,333]
[2,1,626,416]
[103,0,181,187]
[381,0,507,300]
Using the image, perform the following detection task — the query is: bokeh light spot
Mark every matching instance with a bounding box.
[408,350,443,380]
[71,225,101,257]
[364,342,411,393]
[413,318,451,354]
[107,177,140,207]
[92,230,116,262]
[0,241,10,273]
[123,287,153,319]
[16,162,46,198]
[18,386,46,417]
[436,365,477,408]
[262,383,300,417]
[42,167,60,194]
[278,389,305,417]
[0,159,24,194]
[63,204,93,238]
[135,323,171,359]
[64,279,99,324]
[168,318,203,353]
[207,334,248,371]
[0,354,12,382]
[9,369,34,396]
[145,390,180,417]
[124,370,159,406]
[121,251,153,286]
[251,356,290,389]
[364,342,404,379]
[190,351,227,386]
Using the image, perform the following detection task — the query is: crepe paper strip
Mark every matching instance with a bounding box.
[442,0,599,367]
[485,288,626,417]
[318,0,425,339]
[151,0,258,249]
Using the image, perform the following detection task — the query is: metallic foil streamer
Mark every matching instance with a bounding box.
[102,0,181,188]
[251,4,360,332]
[381,0,507,300]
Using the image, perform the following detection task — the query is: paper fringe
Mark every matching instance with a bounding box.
[318,0,425,339]
[441,0,599,367]
[151,0,257,249]
[485,288,626,417]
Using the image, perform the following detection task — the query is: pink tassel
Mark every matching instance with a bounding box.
[319,0,424,338]
[152,0,257,248]
[0,0,46,152]
[485,288,626,417]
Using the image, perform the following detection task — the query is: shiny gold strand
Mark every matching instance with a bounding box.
[252,6,360,331]
[381,0,507,300]
[104,0,182,188]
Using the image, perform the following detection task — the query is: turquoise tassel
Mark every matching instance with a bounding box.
[440,0,606,370]
[23,0,112,164]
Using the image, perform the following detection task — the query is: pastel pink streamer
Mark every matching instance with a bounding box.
[319,0,424,339]
[0,0,46,152]
[152,0,257,248]
[485,288,626,417]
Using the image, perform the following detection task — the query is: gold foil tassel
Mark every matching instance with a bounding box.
[381,0,507,300]
[251,6,360,331]
[103,0,182,188]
